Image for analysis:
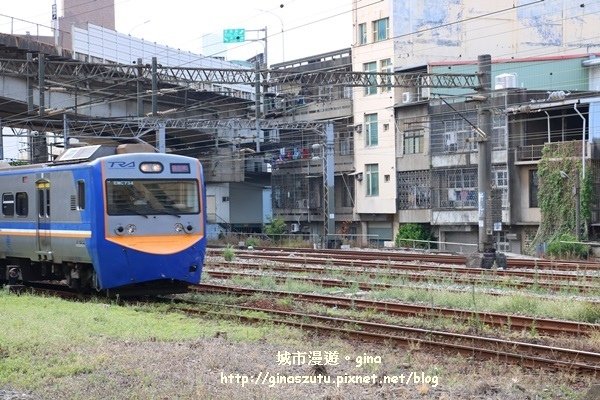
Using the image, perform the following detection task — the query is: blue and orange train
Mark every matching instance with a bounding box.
[0,144,206,294]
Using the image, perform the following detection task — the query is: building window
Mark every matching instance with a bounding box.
[529,169,539,208]
[403,132,423,154]
[363,61,377,95]
[339,132,354,155]
[15,192,28,216]
[372,17,389,42]
[380,58,392,92]
[492,166,509,208]
[442,168,477,208]
[397,171,431,209]
[400,117,427,155]
[365,113,378,146]
[358,23,367,44]
[366,164,379,196]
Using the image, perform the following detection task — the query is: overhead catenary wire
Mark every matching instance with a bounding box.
[0,0,596,162]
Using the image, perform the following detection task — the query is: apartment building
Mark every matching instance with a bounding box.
[352,0,600,249]
[267,49,356,239]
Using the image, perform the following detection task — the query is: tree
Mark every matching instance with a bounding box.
[264,217,287,242]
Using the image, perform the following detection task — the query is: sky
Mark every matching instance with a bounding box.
[0,0,353,65]
[0,1,353,159]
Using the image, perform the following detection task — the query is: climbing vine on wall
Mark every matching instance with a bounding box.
[528,141,592,254]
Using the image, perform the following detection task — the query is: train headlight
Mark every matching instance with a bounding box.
[126,224,137,234]
[174,223,184,232]
[139,162,163,173]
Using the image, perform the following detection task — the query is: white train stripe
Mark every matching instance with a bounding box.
[0,228,92,238]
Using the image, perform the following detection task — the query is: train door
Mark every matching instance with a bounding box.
[35,179,52,260]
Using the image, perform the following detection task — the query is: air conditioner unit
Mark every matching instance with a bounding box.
[354,124,363,133]
[290,223,300,233]
[494,73,518,90]
[401,92,412,103]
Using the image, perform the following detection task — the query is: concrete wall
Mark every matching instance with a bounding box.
[391,0,600,70]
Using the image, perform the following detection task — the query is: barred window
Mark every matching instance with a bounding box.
[397,171,431,209]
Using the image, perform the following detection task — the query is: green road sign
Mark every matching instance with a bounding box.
[223,29,246,43]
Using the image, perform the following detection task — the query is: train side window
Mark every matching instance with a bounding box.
[38,190,44,217]
[15,192,28,216]
[46,190,51,217]
[37,189,50,217]
[77,180,85,210]
[2,193,14,216]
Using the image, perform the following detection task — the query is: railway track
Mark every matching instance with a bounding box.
[193,283,599,336]
[12,282,599,374]
[214,250,599,283]
[174,295,600,373]
[209,246,600,271]
[204,263,600,293]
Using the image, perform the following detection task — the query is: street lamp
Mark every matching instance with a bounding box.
[560,170,581,241]
[257,7,285,62]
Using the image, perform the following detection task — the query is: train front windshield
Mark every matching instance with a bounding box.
[106,179,200,216]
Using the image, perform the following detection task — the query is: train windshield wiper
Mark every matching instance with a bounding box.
[162,206,181,218]
[124,207,149,219]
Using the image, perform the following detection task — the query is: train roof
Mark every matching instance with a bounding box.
[0,143,158,171]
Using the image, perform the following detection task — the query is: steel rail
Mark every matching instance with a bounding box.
[208,253,599,284]
[193,283,599,336]
[209,246,600,271]
[177,302,600,373]
[203,267,599,294]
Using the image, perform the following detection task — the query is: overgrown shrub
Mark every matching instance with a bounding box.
[264,217,287,242]
[222,244,235,261]
[395,223,434,249]
[245,236,259,248]
[545,233,589,259]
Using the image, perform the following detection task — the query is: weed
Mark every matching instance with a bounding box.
[575,302,600,323]
[222,245,235,261]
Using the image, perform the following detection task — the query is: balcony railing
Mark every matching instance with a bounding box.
[515,140,585,162]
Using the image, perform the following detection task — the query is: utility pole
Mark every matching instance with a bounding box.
[254,60,261,152]
[63,114,69,150]
[323,123,335,246]
[27,53,34,114]
[476,54,492,253]
[151,57,158,117]
[136,57,143,117]
[575,171,581,241]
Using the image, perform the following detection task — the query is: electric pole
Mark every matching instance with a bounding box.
[477,54,493,252]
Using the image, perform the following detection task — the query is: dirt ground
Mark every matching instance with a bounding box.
[3,335,597,400]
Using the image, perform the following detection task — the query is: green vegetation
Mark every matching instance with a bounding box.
[263,216,287,241]
[245,236,259,248]
[222,244,235,261]
[395,223,435,249]
[203,273,599,323]
[545,233,590,259]
[530,142,592,256]
[0,292,302,389]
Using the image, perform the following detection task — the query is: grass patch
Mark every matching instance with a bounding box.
[369,286,600,323]
[0,291,305,389]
